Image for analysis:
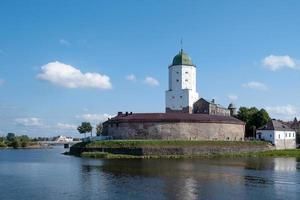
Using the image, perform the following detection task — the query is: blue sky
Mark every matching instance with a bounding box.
[1,0,300,137]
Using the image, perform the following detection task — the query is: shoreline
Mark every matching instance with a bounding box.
[67,140,300,159]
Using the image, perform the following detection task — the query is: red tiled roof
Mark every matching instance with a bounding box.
[107,113,245,125]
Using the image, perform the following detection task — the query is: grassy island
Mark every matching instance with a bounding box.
[67,140,300,159]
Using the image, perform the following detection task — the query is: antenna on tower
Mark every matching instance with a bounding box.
[180,38,183,52]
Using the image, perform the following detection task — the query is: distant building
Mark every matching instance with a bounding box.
[53,135,73,143]
[256,119,296,149]
[193,98,232,116]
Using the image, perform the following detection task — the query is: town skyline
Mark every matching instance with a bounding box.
[1,0,300,137]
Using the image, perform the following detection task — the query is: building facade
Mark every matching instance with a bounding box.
[165,49,199,113]
[193,98,233,116]
[256,120,296,149]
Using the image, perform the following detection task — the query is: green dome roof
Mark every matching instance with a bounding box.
[172,49,193,65]
[172,49,193,66]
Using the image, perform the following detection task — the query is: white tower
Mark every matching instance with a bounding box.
[165,49,199,113]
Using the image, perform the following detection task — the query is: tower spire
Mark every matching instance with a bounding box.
[180,38,183,52]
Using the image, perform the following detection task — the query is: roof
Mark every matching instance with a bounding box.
[257,120,295,131]
[106,112,245,125]
[171,49,193,66]
[196,98,228,109]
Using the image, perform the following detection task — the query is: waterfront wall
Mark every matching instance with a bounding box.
[103,122,245,141]
[70,142,274,156]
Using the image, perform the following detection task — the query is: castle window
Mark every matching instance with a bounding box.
[289,133,291,137]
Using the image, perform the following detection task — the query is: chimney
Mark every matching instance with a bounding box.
[117,112,123,116]
[211,99,215,104]
[125,112,128,116]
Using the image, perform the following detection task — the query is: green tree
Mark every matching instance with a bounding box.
[6,133,16,142]
[77,122,93,138]
[237,107,270,138]
[96,123,103,136]
[10,137,20,149]
[19,135,30,147]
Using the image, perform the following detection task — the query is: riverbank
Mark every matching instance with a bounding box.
[69,140,279,159]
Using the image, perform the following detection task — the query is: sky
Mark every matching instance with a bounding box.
[1,0,300,137]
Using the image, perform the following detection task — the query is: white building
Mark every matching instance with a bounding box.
[53,135,73,143]
[165,49,199,113]
[256,120,296,149]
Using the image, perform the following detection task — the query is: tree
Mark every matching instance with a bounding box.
[237,107,270,138]
[6,133,16,142]
[19,135,30,147]
[77,122,93,138]
[96,123,103,136]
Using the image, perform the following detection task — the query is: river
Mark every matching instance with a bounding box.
[0,146,299,200]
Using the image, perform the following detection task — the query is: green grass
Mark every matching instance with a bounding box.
[73,140,268,149]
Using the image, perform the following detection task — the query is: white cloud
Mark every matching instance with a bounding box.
[37,61,112,89]
[77,113,113,123]
[144,76,159,86]
[262,55,297,71]
[15,117,43,127]
[242,81,268,91]
[0,79,4,86]
[266,105,299,120]
[227,94,238,101]
[56,123,77,130]
[126,74,136,82]
[59,39,71,46]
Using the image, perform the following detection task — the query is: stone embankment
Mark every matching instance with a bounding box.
[69,140,274,157]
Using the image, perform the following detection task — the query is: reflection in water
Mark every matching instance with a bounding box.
[274,158,297,172]
[0,148,300,200]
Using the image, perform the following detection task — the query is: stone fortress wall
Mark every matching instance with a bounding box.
[103,120,245,141]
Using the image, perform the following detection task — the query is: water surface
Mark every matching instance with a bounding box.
[0,147,299,200]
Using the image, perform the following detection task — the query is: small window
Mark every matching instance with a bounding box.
[176,79,179,82]
[176,71,179,74]
[278,134,280,139]
[180,96,182,98]
[285,133,287,137]
[270,134,272,138]
[185,71,188,74]
[172,96,175,99]
[289,133,291,137]
[293,133,295,137]
[185,79,188,82]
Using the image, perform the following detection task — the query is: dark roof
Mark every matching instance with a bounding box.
[196,98,228,109]
[106,113,245,125]
[258,120,295,131]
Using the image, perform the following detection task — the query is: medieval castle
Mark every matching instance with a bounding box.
[103,49,245,140]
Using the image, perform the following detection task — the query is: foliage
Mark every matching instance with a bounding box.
[77,122,93,138]
[96,123,103,136]
[0,133,32,148]
[6,133,16,142]
[237,107,271,138]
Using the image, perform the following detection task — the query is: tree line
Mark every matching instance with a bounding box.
[0,133,31,148]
